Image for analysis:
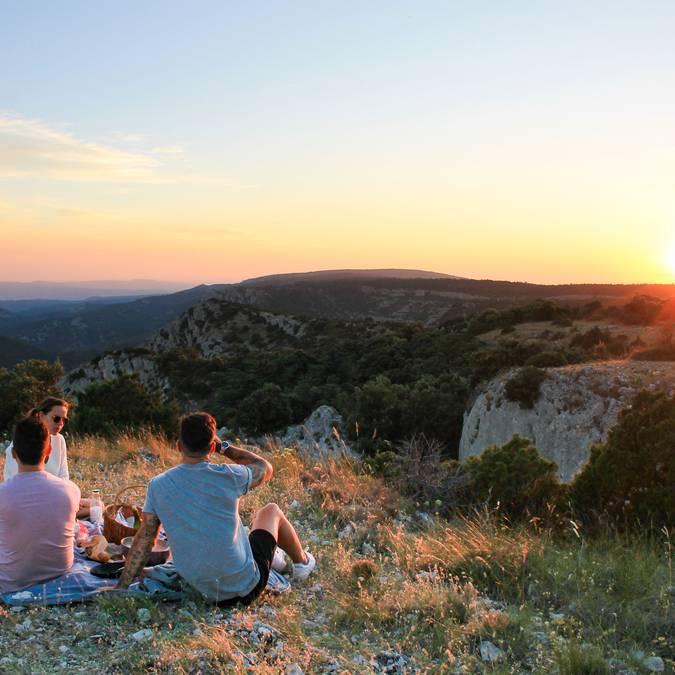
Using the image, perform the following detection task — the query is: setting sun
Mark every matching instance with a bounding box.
[667,245,675,276]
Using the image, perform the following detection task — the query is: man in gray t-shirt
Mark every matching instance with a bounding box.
[118,412,316,604]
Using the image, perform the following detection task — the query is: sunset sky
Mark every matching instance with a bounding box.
[2,1,675,285]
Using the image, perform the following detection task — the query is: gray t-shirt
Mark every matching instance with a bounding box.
[143,461,258,601]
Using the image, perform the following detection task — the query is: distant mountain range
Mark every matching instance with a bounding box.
[0,279,189,301]
[1,269,675,370]
[0,285,226,368]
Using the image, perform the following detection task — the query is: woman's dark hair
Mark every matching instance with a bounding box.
[30,397,69,417]
[180,412,216,455]
[13,416,50,465]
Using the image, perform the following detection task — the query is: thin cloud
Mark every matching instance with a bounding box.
[110,132,147,144]
[0,115,164,182]
[149,144,184,156]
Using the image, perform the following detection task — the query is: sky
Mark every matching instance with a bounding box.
[1,1,675,285]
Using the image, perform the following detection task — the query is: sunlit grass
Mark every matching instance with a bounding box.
[0,432,672,673]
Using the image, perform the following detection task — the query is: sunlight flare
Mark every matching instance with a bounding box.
[666,245,675,276]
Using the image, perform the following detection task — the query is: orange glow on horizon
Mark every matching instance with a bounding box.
[666,245,675,278]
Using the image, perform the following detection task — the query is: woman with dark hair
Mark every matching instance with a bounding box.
[3,397,70,481]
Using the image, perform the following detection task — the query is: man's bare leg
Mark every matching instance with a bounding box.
[251,502,308,564]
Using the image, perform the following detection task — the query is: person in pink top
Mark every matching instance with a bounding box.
[0,416,80,594]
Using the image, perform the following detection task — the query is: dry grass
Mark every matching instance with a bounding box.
[0,433,672,673]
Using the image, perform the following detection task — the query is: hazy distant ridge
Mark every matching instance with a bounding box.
[0,279,189,301]
[241,268,460,286]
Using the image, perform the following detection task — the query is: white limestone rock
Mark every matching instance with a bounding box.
[459,361,675,482]
[280,405,356,461]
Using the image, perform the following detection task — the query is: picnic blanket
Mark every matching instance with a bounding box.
[121,562,291,601]
[0,552,114,606]
[1,555,291,606]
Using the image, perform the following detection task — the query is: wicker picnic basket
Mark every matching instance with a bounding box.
[103,484,145,544]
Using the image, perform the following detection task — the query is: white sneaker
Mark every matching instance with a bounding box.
[292,551,316,581]
[271,547,287,572]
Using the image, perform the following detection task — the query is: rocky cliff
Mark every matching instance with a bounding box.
[62,350,168,396]
[459,360,675,481]
[61,299,308,397]
[148,297,307,358]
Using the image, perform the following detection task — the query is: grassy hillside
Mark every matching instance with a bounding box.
[0,435,671,673]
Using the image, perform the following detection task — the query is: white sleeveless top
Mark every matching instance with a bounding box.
[3,434,69,481]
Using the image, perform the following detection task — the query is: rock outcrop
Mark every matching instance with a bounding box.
[61,350,169,397]
[148,297,307,359]
[61,298,309,398]
[459,360,675,482]
[279,405,355,461]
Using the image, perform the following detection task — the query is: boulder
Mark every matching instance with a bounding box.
[280,405,356,461]
[479,640,504,663]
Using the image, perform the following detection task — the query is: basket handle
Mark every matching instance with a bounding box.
[111,484,147,511]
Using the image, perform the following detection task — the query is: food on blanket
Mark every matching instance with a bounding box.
[83,535,110,562]
[121,536,171,566]
[82,534,123,563]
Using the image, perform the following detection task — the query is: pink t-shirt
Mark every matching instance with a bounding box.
[0,471,80,594]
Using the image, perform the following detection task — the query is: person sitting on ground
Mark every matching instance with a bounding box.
[3,397,71,482]
[3,397,94,520]
[117,412,315,605]
[0,416,80,594]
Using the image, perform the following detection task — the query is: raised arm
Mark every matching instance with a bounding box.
[221,444,273,489]
[116,513,161,588]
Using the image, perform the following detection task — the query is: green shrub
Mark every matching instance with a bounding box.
[469,341,545,384]
[571,390,675,530]
[348,374,469,455]
[71,375,180,438]
[464,435,563,521]
[362,446,400,478]
[401,374,469,453]
[569,326,628,357]
[0,359,64,433]
[348,375,407,448]
[504,366,547,409]
[466,300,576,335]
[236,383,292,433]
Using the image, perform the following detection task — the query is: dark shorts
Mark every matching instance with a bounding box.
[217,529,277,608]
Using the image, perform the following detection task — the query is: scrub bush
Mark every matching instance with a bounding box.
[71,375,180,438]
[464,435,564,521]
[571,390,675,531]
[0,359,64,433]
[236,382,293,433]
[504,366,547,409]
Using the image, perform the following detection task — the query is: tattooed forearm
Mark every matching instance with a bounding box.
[117,513,161,588]
[248,459,272,488]
[222,444,273,488]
